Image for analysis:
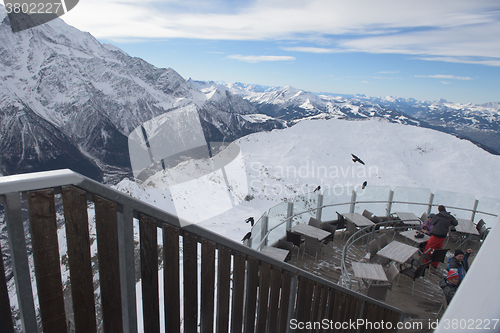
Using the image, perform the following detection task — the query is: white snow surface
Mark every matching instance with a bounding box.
[115,118,500,243]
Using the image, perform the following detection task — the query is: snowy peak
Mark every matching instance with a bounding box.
[200,80,499,153]
[0,11,283,181]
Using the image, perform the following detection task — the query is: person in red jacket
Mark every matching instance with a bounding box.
[424,205,458,267]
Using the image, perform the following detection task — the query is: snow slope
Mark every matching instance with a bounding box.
[115,118,500,242]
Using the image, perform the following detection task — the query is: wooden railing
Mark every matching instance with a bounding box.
[0,169,404,332]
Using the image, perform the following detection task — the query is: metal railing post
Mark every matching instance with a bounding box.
[261,215,269,247]
[427,193,434,214]
[286,202,294,231]
[350,189,357,213]
[387,190,394,216]
[471,199,479,222]
[4,193,38,333]
[316,194,323,220]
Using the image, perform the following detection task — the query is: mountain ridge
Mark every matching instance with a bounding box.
[0,10,285,181]
[1,5,499,184]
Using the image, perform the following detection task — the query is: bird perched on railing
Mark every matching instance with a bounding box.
[245,217,254,226]
[241,232,252,242]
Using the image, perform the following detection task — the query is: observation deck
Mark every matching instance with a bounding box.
[1,169,407,333]
[247,185,500,332]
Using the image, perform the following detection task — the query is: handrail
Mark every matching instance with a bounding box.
[251,188,499,251]
[0,169,405,332]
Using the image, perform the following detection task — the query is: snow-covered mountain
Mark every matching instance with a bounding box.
[200,81,500,154]
[1,1,499,187]
[0,6,284,182]
[115,118,500,241]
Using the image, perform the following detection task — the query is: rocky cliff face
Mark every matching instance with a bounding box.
[0,7,285,182]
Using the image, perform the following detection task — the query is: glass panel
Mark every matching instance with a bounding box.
[267,202,289,246]
[250,215,263,250]
[321,186,354,221]
[293,192,320,225]
[432,190,476,220]
[391,187,432,218]
[354,186,391,217]
[475,197,500,227]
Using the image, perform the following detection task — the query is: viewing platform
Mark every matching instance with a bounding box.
[0,169,405,333]
[247,185,499,332]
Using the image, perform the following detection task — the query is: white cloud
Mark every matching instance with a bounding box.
[416,56,500,67]
[281,47,339,54]
[227,55,295,63]
[415,75,473,80]
[61,0,500,66]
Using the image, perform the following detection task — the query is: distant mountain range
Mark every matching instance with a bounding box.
[191,80,500,155]
[0,5,499,184]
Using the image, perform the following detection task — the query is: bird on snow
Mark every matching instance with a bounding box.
[351,154,365,165]
[245,217,255,226]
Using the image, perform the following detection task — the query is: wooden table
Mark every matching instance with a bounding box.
[455,218,480,236]
[399,230,430,244]
[455,218,480,247]
[377,241,419,264]
[292,223,331,241]
[393,212,421,225]
[261,246,290,262]
[352,262,388,282]
[342,213,375,227]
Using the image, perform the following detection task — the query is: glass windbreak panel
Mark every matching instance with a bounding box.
[432,190,476,220]
[250,216,263,250]
[391,187,432,218]
[293,192,319,225]
[475,197,500,227]
[267,202,289,246]
[354,186,391,217]
[321,186,354,221]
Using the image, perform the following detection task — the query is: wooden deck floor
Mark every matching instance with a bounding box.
[285,228,480,332]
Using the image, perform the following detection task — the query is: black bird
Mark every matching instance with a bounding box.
[241,232,252,242]
[313,185,321,192]
[245,217,255,226]
[362,181,367,189]
[351,154,365,165]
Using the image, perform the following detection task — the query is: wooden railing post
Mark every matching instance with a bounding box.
[117,206,138,333]
[139,214,159,333]
[28,189,67,332]
[62,186,97,333]
[94,195,123,332]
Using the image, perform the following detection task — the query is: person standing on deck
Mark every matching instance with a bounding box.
[424,205,458,267]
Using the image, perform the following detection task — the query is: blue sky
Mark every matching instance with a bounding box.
[63,0,500,104]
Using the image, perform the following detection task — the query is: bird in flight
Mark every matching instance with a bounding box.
[245,217,255,226]
[362,181,367,189]
[313,185,321,192]
[351,154,365,165]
